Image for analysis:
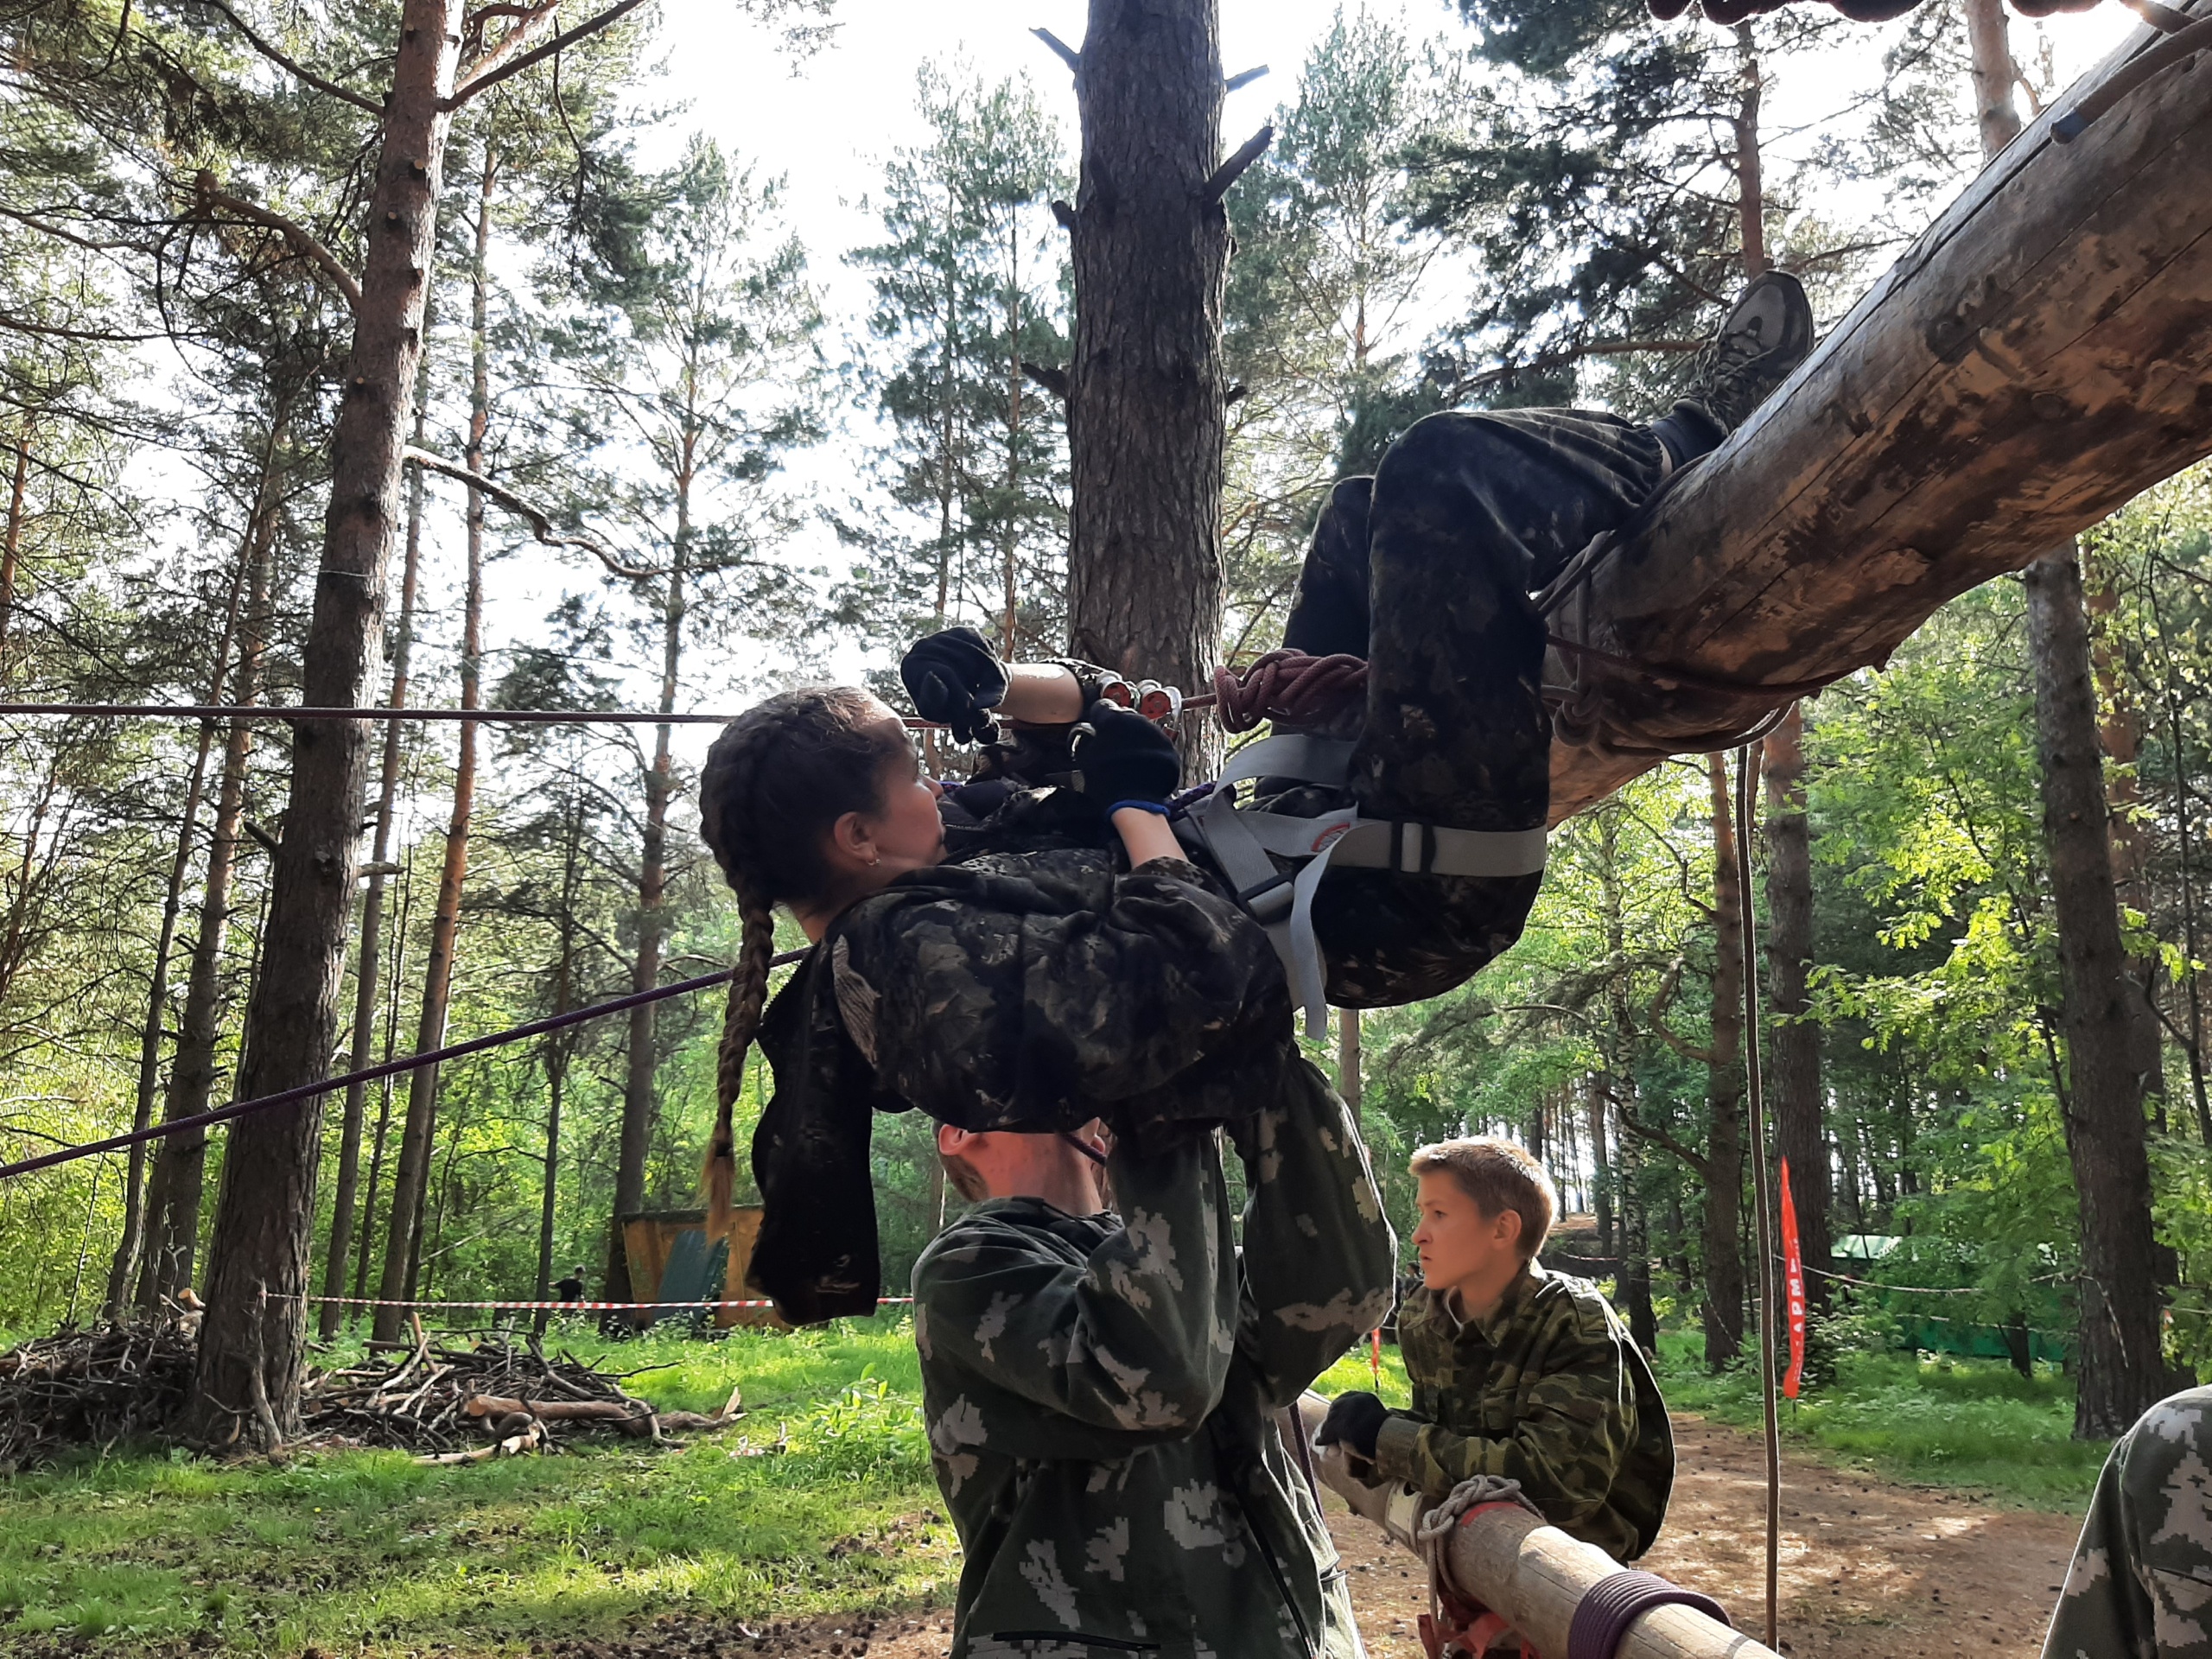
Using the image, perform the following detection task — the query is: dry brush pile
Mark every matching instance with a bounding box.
[0,1320,741,1469]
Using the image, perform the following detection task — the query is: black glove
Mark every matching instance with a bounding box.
[1313,1390,1389,1461]
[1069,700,1181,809]
[901,626,1007,746]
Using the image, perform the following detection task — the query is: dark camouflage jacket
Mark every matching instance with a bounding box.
[2044,1385,2212,1659]
[1370,1268,1674,1561]
[747,851,1294,1323]
[912,1063,1397,1659]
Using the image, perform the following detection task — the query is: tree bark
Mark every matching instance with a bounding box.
[322,300,436,1339]
[138,500,276,1310]
[604,350,700,1313]
[2026,549,2174,1437]
[534,791,582,1338]
[0,431,29,674]
[106,451,270,1316]
[1064,0,1230,766]
[183,0,461,1445]
[1761,707,1830,1319]
[1595,809,1656,1349]
[372,147,493,1345]
[1338,1008,1362,1121]
[1703,753,1748,1370]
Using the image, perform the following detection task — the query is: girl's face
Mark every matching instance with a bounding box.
[855,706,946,880]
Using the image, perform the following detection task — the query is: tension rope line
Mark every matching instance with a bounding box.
[0,949,810,1182]
[1735,739,1783,1653]
[0,701,947,728]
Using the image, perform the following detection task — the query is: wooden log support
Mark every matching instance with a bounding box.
[1299,1397,1778,1659]
[1546,0,2212,823]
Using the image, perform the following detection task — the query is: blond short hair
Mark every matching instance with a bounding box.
[1409,1138,1558,1262]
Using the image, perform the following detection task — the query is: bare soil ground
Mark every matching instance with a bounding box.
[512,1415,2089,1659]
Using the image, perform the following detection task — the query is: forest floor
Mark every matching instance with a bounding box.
[0,1325,2098,1657]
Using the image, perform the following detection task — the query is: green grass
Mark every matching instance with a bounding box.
[0,1314,950,1656]
[1652,1331,2109,1509]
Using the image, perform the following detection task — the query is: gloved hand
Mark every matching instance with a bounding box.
[1070,699,1180,810]
[1313,1390,1389,1461]
[901,626,1007,746]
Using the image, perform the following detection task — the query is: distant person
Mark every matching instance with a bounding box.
[553,1267,587,1307]
[2043,1383,2212,1659]
[1315,1137,1675,1561]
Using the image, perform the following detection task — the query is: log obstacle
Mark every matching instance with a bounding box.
[1545,0,2212,822]
[1298,1397,1778,1659]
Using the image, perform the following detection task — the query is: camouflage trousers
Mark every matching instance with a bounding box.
[2043,1384,2212,1659]
[1278,407,1673,1007]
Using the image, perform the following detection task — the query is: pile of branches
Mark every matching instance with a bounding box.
[302,1328,743,1463]
[0,1323,198,1470]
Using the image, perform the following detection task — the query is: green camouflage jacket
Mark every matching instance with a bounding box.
[748,851,1294,1322]
[1369,1268,1673,1561]
[912,1065,1397,1659]
[2043,1385,2212,1659]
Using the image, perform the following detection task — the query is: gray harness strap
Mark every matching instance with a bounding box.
[1183,736,1548,1034]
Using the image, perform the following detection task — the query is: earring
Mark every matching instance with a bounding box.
[868,853,881,867]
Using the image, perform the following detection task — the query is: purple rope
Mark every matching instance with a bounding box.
[0,949,809,1181]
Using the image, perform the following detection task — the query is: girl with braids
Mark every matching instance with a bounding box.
[697,683,1299,1325]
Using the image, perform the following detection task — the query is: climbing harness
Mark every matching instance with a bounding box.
[1179,733,1548,1036]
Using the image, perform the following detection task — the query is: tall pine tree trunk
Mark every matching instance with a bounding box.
[1598,809,1656,1350]
[139,502,276,1309]
[106,449,270,1315]
[1961,0,2171,1437]
[1704,753,1748,1370]
[534,788,582,1338]
[186,1,461,1441]
[1063,0,1230,762]
[0,431,29,672]
[2027,550,2174,1435]
[373,148,493,1344]
[1763,707,1830,1319]
[323,321,435,1339]
[2082,554,2164,1099]
[606,394,699,1311]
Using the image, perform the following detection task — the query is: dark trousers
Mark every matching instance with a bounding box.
[1281,408,1670,1007]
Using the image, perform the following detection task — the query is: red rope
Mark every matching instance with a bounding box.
[0,949,809,1181]
[1211,651,1369,734]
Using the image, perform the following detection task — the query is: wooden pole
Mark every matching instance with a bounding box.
[1545,3,2212,823]
[1736,745,1782,1649]
[1305,1397,1781,1659]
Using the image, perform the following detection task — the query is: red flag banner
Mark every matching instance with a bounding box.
[1780,1156,1808,1399]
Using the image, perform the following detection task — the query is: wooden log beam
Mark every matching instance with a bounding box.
[1299,1397,1777,1659]
[1546,2,2212,823]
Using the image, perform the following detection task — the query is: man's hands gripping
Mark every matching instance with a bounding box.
[901,626,1007,746]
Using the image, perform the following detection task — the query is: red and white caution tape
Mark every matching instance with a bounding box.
[292,1294,915,1313]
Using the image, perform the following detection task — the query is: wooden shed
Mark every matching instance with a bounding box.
[618,1205,785,1330]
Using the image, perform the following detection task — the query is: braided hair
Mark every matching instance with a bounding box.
[697,687,910,1236]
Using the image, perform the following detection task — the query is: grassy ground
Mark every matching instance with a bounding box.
[1,1312,2107,1655]
[0,1315,946,1656]
[1652,1332,2110,1510]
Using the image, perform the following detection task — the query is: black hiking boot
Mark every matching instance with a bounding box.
[1652,270,1815,465]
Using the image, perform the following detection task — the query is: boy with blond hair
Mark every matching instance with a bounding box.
[1316,1136,1675,1561]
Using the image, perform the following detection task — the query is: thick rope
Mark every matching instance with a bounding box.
[1211,651,1369,734]
[0,949,809,1181]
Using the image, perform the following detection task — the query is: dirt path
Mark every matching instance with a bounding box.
[537,1415,2086,1659]
[1325,1414,2085,1659]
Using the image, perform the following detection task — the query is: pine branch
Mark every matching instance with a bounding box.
[402,448,656,580]
[194,175,362,314]
[1020,360,1070,401]
[1032,27,1080,76]
[190,0,385,116]
[1201,124,1274,207]
[1224,64,1268,92]
[1604,1088,1712,1178]
[454,2,560,93]
[450,0,648,105]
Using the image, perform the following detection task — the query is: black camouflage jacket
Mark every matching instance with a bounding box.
[747,851,1294,1323]
[912,1058,1397,1659]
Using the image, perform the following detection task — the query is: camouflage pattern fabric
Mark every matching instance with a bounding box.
[2043,1385,2212,1659]
[747,851,1294,1323]
[1366,1266,1675,1562]
[912,1061,1397,1659]
[1277,408,1673,1009]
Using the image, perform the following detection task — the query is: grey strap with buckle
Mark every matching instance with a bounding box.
[1183,736,1548,1036]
